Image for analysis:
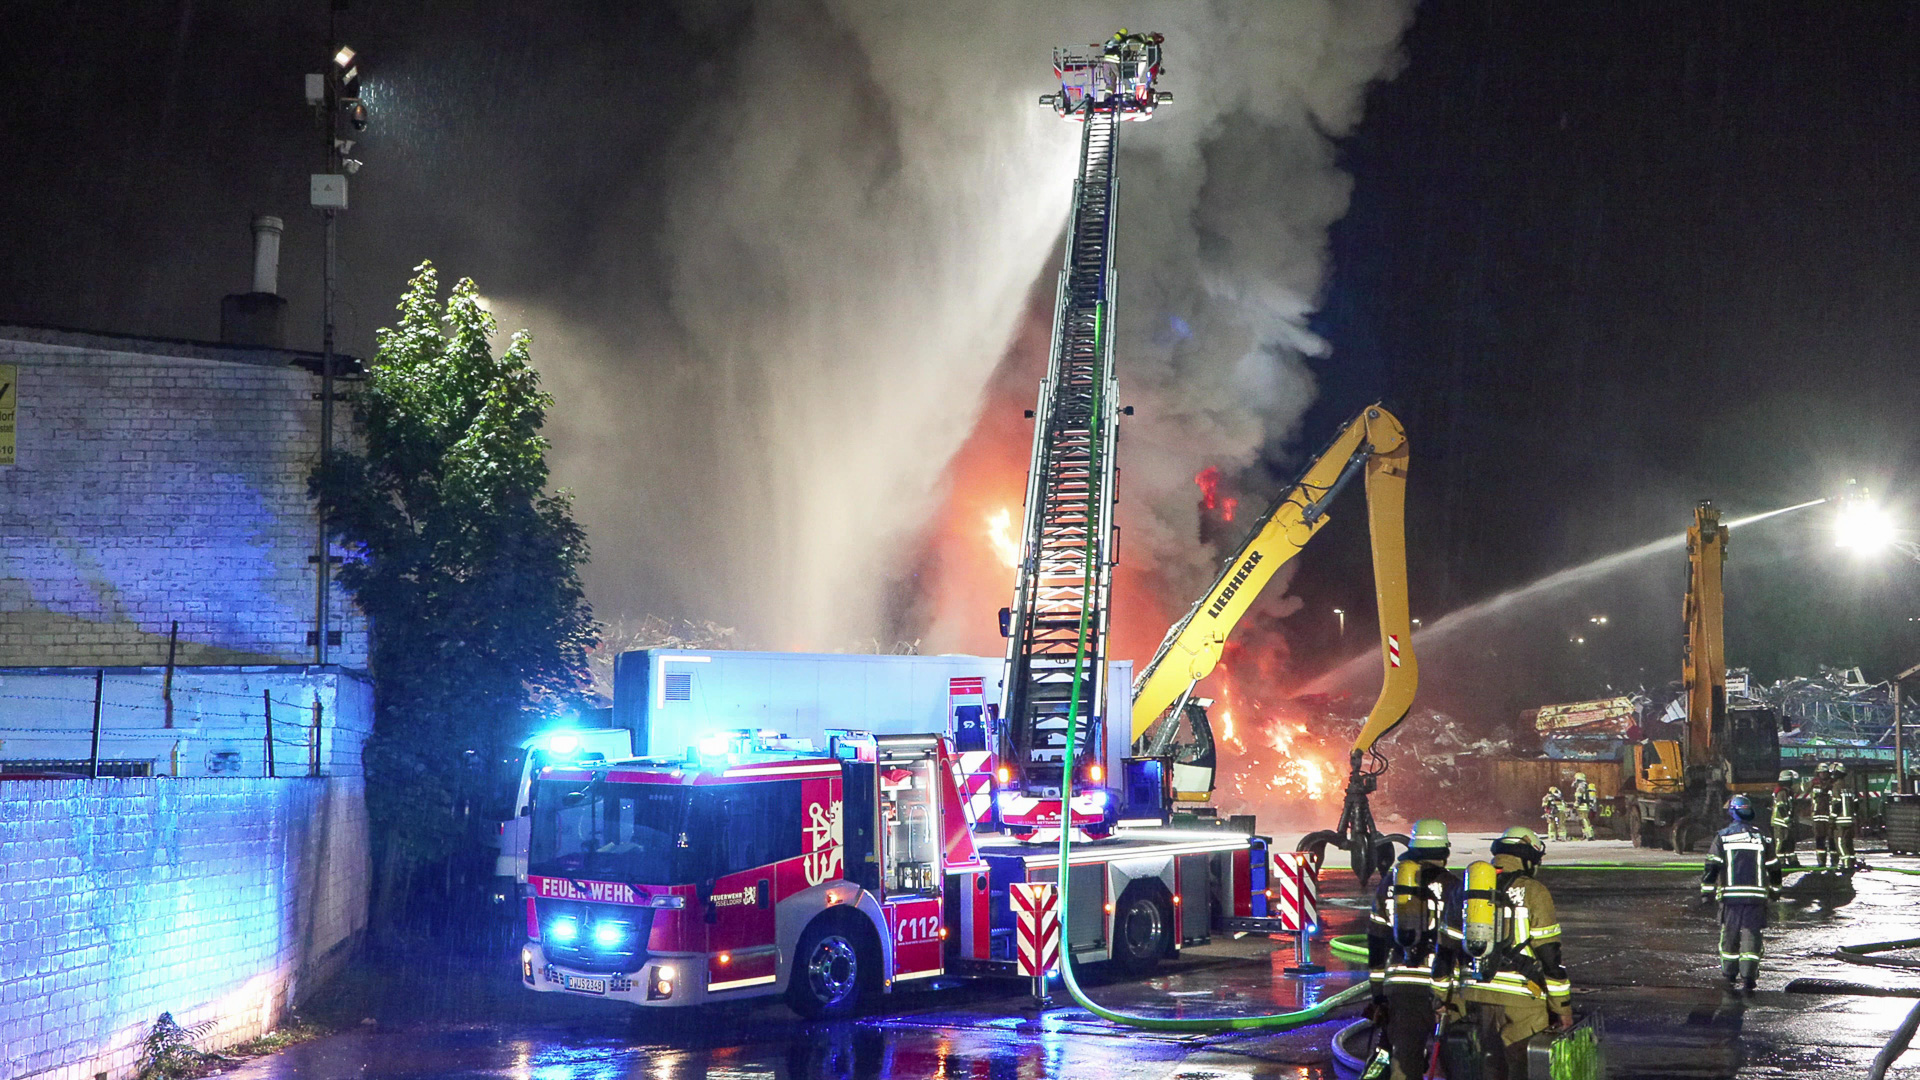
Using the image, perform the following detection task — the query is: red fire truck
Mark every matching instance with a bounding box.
[519,729,1286,1016]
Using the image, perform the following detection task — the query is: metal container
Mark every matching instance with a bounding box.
[1887,795,1920,856]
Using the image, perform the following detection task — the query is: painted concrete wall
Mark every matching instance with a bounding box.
[0,666,371,778]
[0,329,366,668]
[0,775,370,1080]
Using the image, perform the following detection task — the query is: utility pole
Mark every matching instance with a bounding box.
[309,3,364,665]
[1897,660,1920,795]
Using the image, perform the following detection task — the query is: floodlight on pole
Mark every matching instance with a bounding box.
[1834,498,1897,555]
[1332,607,1345,636]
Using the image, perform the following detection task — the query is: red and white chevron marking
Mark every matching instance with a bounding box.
[957,751,994,826]
[1272,852,1321,932]
[1388,634,1402,668]
[1012,882,1060,977]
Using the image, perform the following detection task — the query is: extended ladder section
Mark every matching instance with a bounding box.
[1001,108,1121,798]
[1001,36,1164,808]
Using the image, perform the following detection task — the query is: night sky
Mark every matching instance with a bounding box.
[6,2,1920,724]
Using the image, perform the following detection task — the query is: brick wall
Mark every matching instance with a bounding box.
[0,776,370,1080]
[0,329,366,668]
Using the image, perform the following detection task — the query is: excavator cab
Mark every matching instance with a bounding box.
[1133,699,1217,803]
[1634,739,1684,792]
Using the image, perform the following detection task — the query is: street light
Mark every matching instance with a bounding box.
[1332,608,1345,636]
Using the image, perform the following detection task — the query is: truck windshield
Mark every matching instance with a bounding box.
[529,780,703,885]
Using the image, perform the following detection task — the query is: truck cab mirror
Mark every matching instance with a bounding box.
[998,607,1012,638]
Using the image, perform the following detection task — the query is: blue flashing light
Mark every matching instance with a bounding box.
[549,916,579,943]
[593,922,625,948]
[696,733,731,758]
[547,732,581,755]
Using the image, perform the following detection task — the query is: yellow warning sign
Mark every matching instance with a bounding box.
[0,364,13,466]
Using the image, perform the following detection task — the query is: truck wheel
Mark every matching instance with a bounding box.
[1112,885,1173,975]
[788,919,868,1019]
[1628,806,1646,848]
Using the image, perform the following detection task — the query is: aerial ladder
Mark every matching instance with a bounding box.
[996,33,1168,838]
[1130,405,1418,885]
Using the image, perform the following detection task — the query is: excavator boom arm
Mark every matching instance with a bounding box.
[1129,404,1417,756]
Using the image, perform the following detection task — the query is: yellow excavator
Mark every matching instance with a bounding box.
[1623,500,1780,849]
[1130,404,1417,884]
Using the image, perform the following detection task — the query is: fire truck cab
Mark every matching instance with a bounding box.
[520,729,1284,1017]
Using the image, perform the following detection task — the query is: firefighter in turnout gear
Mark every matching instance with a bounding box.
[1810,762,1835,867]
[1457,827,1574,1080]
[1831,762,1856,867]
[1771,770,1801,868]
[1541,786,1568,842]
[1702,794,1782,992]
[1570,772,1597,840]
[1368,819,1464,1080]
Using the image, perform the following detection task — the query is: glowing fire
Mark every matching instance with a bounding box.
[1216,662,1337,805]
[1263,720,1337,801]
[1194,467,1237,522]
[985,508,1019,569]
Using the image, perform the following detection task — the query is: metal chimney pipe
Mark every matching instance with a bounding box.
[250,214,285,296]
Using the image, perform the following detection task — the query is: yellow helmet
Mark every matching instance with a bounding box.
[1492,825,1546,862]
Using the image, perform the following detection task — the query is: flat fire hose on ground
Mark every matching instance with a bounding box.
[1043,363,1369,1033]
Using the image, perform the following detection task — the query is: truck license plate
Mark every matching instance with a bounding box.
[563,975,608,994]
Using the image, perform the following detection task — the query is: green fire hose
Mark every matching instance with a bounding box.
[1040,330,1368,1032]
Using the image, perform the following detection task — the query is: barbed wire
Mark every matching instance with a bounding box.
[0,684,322,711]
[0,691,323,716]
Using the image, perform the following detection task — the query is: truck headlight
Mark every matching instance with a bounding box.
[648,964,676,1000]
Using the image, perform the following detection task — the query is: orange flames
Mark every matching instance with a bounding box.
[1260,718,1337,801]
[985,508,1019,569]
[1215,663,1339,806]
[1195,467,1237,522]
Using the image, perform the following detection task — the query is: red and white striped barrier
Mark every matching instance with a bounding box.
[1012,881,1060,980]
[1272,850,1321,932]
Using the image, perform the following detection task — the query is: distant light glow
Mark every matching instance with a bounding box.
[1835,499,1896,555]
[986,507,1019,569]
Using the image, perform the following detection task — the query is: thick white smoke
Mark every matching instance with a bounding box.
[525,1,1414,648]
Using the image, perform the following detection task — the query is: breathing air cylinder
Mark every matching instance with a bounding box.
[1462,860,1499,977]
[1390,859,1427,951]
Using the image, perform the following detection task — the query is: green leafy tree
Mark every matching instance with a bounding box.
[312,263,596,928]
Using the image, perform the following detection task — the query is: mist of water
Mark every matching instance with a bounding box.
[497,3,1420,650]
[1303,497,1830,693]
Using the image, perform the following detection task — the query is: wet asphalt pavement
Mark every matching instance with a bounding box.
[236,846,1920,1080]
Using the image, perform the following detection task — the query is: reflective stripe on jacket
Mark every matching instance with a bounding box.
[1702,823,1781,902]
[1459,855,1571,1015]
[1769,789,1794,827]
